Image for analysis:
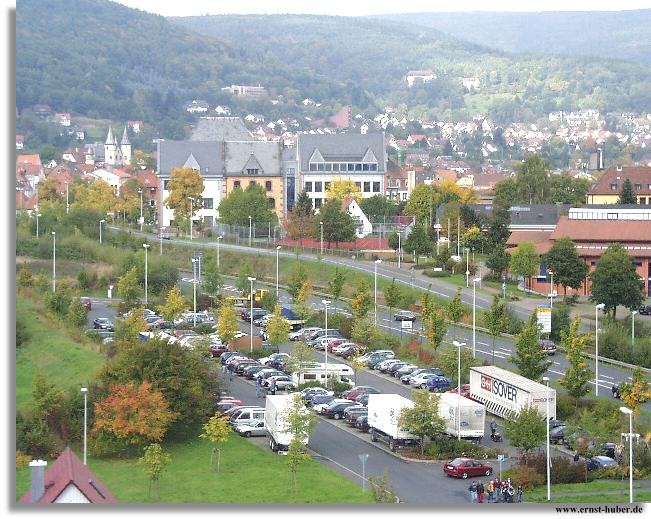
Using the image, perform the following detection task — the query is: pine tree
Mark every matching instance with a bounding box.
[618,179,636,204]
[513,312,552,381]
[559,316,593,402]
[293,190,314,217]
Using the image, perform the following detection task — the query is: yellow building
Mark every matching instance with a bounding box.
[587,165,651,205]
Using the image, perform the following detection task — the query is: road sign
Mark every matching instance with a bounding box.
[401,320,413,330]
[501,283,506,290]
[537,305,552,334]
[497,454,505,461]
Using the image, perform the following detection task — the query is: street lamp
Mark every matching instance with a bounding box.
[631,310,638,347]
[397,231,401,269]
[191,258,199,327]
[452,340,465,440]
[472,277,481,358]
[64,181,69,214]
[620,406,634,504]
[323,300,331,388]
[276,246,281,297]
[143,244,150,305]
[80,387,88,465]
[319,221,324,256]
[248,277,256,353]
[188,197,194,240]
[217,235,223,269]
[465,248,470,288]
[159,226,166,255]
[138,188,144,231]
[99,219,105,244]
[548,270,554,309]
[543,376,551,502]
[374,259,382,326]
[35,211,41,238]
[51,231,56,293]
[248,216,252,247]
[595,303,605,396]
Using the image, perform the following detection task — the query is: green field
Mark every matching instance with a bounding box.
[15,295,106,412]
[527,491,651,503]
[16,434,374,503]
[525,480,646,499]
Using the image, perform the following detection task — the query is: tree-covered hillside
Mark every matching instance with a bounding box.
[377,10,651,65]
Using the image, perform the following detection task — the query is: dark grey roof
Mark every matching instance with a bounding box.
[157,140,223,177]
[435,203,570,226]
[297,133,385,173]
[190,117,252,141]
[224,141,282,176]
[282,147,296,162]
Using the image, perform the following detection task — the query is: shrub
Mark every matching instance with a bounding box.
[424,271,451,278]
[425,435,506,460]
[590,465,646,481]
[193,323,215,335]
[16,411,62,460]
[519,452,587,484]
[501,464,544,491]
[556,393,578,420]
[16,451,31,469]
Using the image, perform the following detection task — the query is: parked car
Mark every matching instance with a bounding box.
[260,352,290,366]
[367,353,395,369]
[262,375,296,391]
[235,419,267,438]
[93,317,114,331]
[426,375,452,392]
[289,327,322,341]
[242,365,267,379]
[300,387,334,404]
[355,414,370,432]
[80,297,92,310]
[549,425,567,444]
[447,384,472,399]
[394,310,418,321]
[395,364,419,378]
[376,359,403,373]
[234,361,261,375]
[216,398,243,413]
[387,362,410,376]
[401,368,444,385]
[310,395,337,411]
[639,304,651,315]
[221,352,245,364]
[410,373,438,389]
[342,386,381,400]
[355,394,370,406]
[586,456,618,471]
[254,369,285,381]
[344,406,368,426]
[341,345,366,359]
[322,400,358,419]
[443,458,493,479]
[540,339,557,355]
[209,343,228,358]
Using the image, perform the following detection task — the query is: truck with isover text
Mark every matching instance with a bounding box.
[468,365,556,420]
[367,394,420,452]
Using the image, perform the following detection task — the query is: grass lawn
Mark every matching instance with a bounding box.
[527,491,651,503]
[525,480,646,498]
[16,294,106,412]
[16,434,373,503]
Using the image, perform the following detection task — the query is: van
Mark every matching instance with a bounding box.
[229,407,265,428]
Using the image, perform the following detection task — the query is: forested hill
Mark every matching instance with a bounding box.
[375,10,651,65]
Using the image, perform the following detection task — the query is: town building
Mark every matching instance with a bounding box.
[190,117,252,142]
[86,166,131,196]
[405,70,436,87]
[222,84,268,99]
[103,127,131,167]
[342,197,372,237]
[296,133,386,209]
[586,165,651,204]
[20,448,117,504]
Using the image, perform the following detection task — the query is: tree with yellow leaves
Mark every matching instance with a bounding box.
[325,178,362,201]
[199,413,231,472]
[164,167,204,230]
[73,179,117,215]
[156,286,189,322]
[619,367,651,416]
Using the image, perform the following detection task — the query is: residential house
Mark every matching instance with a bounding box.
[20,448,117,504]
[87,166,131,195]
[407,134,429,147]
[214,105,231,116]
[586,165,651,205]
[342,197,372,237]
[184,100,209,113]
[134,169,159,213]
[223,84,268,99]
[405,70,436,87]
[405,151,429,167]
[127,120,144,133]
[55,113,71,126]
[296,133,386,209]
[16,134,24,150]
[462,77,481,90]
[385,159,410,201]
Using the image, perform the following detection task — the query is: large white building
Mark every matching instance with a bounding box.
[295,133,386,209]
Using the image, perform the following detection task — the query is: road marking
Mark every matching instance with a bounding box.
[553,361,561,366]
[601,374,614,380]
[478,341,489,346]
[498,347,511,353]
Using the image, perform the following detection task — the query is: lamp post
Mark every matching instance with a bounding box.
[138,188,144,231]
[65,181,69,214]
[595,303,605,396]
[276,246,281,297]
[453,340,465,440]
[248,277,256,353]
[465,248,470,288]
[217,235,223,269]
[397,231,401,269]
[323,300,331,388]
[374,259,382,326]
[472,277,481,358]
[143,244,150,305]
[35,211,41,238]
[631,310,637,347]
[188,197,194,240]
[51,231,56,292]
[99,219,105,244]
[320,221,324,256]
[191,258,199,327]
[80,387,88,465]
[248,216,252,247]
[543,376,551,502]
[159,226,166,255]
[548,270,554,309]
[620,406,634,504]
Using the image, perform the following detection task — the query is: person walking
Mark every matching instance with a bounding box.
[486,480,494,503]
[490,419,498,440]
[269,380,276,395]
[477,481,485,503]
[255,376,261,398]
[468,481,478,503]
[517,483,523,503]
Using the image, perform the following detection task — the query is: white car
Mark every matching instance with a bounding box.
[332,342,357,355]
[233,332,247,340]
[313,398,352,414]
[262,375,296,391]
[409,373,437,388]
[289,327,322,341]
[375,359,402,371]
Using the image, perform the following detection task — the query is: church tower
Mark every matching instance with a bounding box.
[104,127,118,166]
[120,126,131,165]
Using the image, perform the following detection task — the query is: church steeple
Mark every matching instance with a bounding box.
[120,126,130,145]
[105,127,117,145]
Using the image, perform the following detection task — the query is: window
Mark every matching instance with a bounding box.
[305,182,313,192]
[363,163,369,171]
[348,163,354,171]
[246,168,259,175]
[149,199,156,207]
[317,163,325,171]
[234,180,241,189]
[610,183,618,191]
[332,163,339,172]
[355,182,361,189]
[370,164,378,171]
[268,197,276,209]
[309,163,317,172]
[372,182,380,193]
[203,198,213,209]
[265,181,272,191]
[324,182,331,191]
[635,183,642,190]
[325,163,332,171]
[249,180,256,187]
[363,182,371,193]
[163,180,170,190]
[355,163,362,171]
[640,197,647,205]
[314,198,323,209]
[287,167,295,176]
[607,212,618,220]
[315,181,323,192]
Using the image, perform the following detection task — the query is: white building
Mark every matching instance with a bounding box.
[87,166,131,196]
[406,70,436,87]
[103,127,131,167]
[342,198,372,237]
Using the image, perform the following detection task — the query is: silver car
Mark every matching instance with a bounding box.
[235,419,267,438]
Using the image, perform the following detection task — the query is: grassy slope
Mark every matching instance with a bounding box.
[16,434,373,503]
[15,294,106,411]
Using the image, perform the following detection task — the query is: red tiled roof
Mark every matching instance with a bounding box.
[434,169,458,183]
[16,190,37,210]
[17,154,42,166]
[20,447,117,504]
[550,216,651,242]
[506,230,554,254]
[588,166,651,195]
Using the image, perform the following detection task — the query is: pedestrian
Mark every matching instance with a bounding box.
[269,380,276,395]
[507,483,515,503]
[517,483,523,503]
[468,481,478,503]
[500,481,507,502]
[486,480,494,503]
[255,376,261,398]
[490,419,497,440]
[477,481,485,503]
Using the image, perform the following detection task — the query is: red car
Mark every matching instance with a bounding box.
[540,339,557,355]
[444,458,493,479]
[446,384,475,401]
[209,344,229,358]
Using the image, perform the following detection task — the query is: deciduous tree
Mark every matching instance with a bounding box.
[294,279,313,320]
[316,198,356,246]
[398,389,447,455]
[199,413,231,472]
[114,306,148,345]
[284,341,315,382]
[283,394,317,490]
[560,316,593,402]
[117,266,141,311]
[218,183,277,227]
[403,224,432,264]
[328,267,346,311]
[164,167,204,228]
[138,443,171,502]
[156,286,188,322]
[426,307,448,350]
[67,298,88,328]
[545,237,588,297]
[288,263,309,300]
[325,179,362,201]
[201,254,223,307]
[350,279,372,319]
[217,303,239,345]
[486,247,510,278]
[619,367,651,416]
[266,305,291,347]
[483,296,509,364]
[513,312,551,381]
[503,404,546,458]
[383,279,403,329]
[509,241,540,290]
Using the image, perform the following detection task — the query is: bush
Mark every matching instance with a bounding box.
[502,464,544,491]
[425,435,506,460]
[193,323,216,335]
[16,411,62,460]
[519,452,587,484]
[556,393,578,421]
[423,270,451,278]
[16,315,29,348]
[590,465,646,481]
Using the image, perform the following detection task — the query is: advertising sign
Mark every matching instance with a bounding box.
[536,305,552,334]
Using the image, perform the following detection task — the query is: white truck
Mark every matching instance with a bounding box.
[264,394,310,455]
[469,365,556,419]
[367,394,420,452]
[438,392,486,441]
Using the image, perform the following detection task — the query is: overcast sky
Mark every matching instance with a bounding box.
[113,0,650,17]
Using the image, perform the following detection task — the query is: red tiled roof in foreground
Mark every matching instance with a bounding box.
[506,230,554,254]
[20,447,117,504]
[550,216,651,242]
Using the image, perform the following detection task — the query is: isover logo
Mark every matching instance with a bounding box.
[481,374,518,402]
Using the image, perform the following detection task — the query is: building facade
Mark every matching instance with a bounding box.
[587,165,651,204]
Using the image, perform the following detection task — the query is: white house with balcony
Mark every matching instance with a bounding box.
[342,198,372,237]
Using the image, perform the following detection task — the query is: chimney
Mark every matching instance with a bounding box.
[616,165,623,172]
[29,460,47,503]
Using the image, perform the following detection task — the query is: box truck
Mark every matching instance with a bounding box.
[367,394,419,452]
[438,392,485,440]
[264,394,310,455]
[469,365,556,419]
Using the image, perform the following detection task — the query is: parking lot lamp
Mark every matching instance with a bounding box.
[323,300,331,388]
[631,310,637,347]
[374,259,382,326]
[143,244,150,305]
[276,246,281,297]
[543,376,550,501]
[453,340,465,440]
[217,235,223,268]
[595,303,605,396]
[620,406,634,504]
[51,231,56,292]
[81,387,88,465]
[248,277,256,353]
[472,277,481,358]
[192,258,199,327]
